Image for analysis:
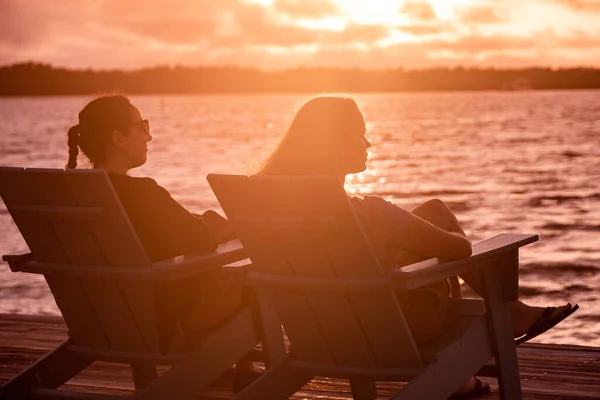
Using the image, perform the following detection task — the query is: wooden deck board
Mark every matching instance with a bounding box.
[1,314,599,399]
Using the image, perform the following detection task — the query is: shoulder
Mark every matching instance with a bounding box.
[108,174,170,197]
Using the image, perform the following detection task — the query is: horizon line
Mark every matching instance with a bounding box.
[4,61,600,74]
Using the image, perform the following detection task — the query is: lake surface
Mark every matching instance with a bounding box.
[0,91,599,345]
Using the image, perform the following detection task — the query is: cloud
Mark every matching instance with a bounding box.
[400,1,437,21]
[550,29,600,49]
[0,0,599,70]
[550,0,600,12]
[100,0,265,45]
[440,33,534,53]
[0,0,67,46]
[272,0,342,18]
[329,23,391,44]
[454,6,507,24]
[398,23,455,36]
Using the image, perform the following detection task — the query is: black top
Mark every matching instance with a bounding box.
[108,173,236,350]
[108,173,220,262]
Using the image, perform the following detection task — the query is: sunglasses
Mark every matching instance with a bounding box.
[130,119,150,135]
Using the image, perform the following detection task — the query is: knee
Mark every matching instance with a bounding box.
[421,198,449,213]
[412,198,454,226]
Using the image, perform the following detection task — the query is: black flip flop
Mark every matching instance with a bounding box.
[449,377,492,399]
[515,303,579,345]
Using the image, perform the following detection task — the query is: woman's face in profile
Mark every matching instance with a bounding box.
[336,110,371,174]
[118,105,153,169]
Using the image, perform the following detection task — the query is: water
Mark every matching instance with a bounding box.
[1,91,599,345]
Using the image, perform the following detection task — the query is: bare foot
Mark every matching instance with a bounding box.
[452,376,490,398]
[511,301,572,338]
[456,376,478,394]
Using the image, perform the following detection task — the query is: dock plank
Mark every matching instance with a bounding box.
[1,314,599,399]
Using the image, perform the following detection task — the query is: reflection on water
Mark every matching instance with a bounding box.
[1,91,599,345]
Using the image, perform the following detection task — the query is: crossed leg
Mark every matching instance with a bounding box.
[410,198,571,336]
[409,198,573,395]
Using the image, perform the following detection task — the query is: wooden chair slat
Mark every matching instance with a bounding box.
[322,233,423,368]
[44,275,110,348]
[0,168,70,263]
[64,170,160,351]
[271,227,378,367]
[209,175,335,364]
[232,225,335,364]
[119,281,161,352]
[0,168,112,348]
[10,204,104,220]
[63,170,150,267]
[80,278,150,351]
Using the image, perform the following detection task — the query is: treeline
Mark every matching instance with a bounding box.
[2,62,600,95]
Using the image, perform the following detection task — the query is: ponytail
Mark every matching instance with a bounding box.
[66,125,80,169]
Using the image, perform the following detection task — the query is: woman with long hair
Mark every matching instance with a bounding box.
[258,95,578,397]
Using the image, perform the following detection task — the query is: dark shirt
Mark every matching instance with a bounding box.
[108,173,219,262]
[108,173,231,351]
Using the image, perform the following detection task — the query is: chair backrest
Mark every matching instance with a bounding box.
[208,174,424,369]
[0,167,162,353]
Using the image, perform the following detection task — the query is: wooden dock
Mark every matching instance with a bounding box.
[0,314,598,399]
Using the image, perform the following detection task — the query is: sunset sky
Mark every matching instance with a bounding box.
[1,0,600,70]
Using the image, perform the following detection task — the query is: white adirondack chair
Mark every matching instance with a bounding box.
[0,167,285,400]
[208,173,537,400]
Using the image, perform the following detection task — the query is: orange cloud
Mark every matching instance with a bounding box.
[551,0,600,12]
[455,6,506,24]
[398,23,455,36]
[400,1,437,21]
[273,0,342,18]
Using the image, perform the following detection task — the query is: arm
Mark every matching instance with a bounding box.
[112,176,219,261]
[199,210,237,243]
[359,196,472,261]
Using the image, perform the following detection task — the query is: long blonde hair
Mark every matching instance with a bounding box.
[258,96,364,175]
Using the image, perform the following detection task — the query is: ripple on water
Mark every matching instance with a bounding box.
[522,262,600,275]
[529,193,600,207]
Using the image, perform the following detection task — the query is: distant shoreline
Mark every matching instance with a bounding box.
[2,62,600,96]
[3,88,600,98]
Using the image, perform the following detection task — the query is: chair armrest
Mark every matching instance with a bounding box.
[2,251,33,272]
[151,247,250,281]
[3,240,250,281]
[388,233,538,291]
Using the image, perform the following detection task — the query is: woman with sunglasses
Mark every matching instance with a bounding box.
[65,94,258,389]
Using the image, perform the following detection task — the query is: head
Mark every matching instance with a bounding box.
[258,96,371,177]
[66,94,152,173]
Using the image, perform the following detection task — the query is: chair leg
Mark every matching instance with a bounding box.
[0,339,91,398]
[482,256,522,400]
[131,363,158,390]
[350,379,378,400]
[234,356,313,400]
[136,306,260,400]
[254,290,286,369]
